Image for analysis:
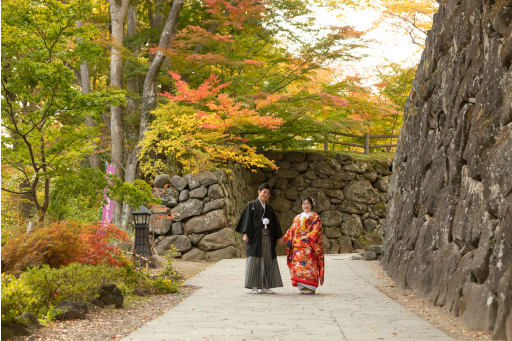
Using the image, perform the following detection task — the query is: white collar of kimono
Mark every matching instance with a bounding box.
[300,212,314,219]
[258,199,266,209]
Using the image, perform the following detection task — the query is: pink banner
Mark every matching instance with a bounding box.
[100,163,116,226]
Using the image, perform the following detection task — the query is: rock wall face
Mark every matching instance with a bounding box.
[150,151,393,261]
[382,1,512,339]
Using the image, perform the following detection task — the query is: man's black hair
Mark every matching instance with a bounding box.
[258,183,271,191]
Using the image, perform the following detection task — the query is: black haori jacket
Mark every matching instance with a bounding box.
[235,199,283,258]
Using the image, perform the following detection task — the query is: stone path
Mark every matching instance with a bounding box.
[123,255,454,341]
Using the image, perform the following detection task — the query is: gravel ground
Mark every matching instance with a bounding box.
[17,285,197,341]
[367,261,497,341]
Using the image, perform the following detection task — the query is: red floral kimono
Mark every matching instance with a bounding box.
[282,212,324,288]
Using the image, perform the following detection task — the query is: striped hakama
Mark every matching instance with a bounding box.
[244,229,283,289]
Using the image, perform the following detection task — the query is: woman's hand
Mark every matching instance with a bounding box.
[277,238,284,245]
[242,234,249,243]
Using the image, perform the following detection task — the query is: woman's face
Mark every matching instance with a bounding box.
[302,200,312,213]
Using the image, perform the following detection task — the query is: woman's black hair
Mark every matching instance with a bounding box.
[301,197,315,209]
[258,183,271,191]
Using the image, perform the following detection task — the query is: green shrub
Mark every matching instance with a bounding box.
[1,262,181,323]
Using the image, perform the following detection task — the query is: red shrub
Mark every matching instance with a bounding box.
[1,222,131,273]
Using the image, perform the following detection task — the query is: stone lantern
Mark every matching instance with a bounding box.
[132,206,152,265]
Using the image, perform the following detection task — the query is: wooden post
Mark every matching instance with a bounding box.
[364,133,370,154]
[324,134,328,151]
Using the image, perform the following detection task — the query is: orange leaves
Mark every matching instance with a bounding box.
[204,0,266,29]
[163,71,283,132]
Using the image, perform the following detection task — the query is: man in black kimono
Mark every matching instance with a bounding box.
[235,183,283,294]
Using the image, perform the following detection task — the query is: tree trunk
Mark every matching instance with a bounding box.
[121,1,139,229]
[120,0,184,228]
[77,20,101,170]
[109,0,131,224]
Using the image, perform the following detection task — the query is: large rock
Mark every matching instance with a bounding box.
[179,189,189,202]
[189,186,207,199]
[188,234,205,246]
[460,283,498,333]
[155,235,192,255]
[344,162,368,174]
[171,222,183,235]
[171,199,203,221]
[199,171,218,186]
[171,175,188,191]
[185,174,200,190]
[339,200,367,214]
[325,189,344,200]
[276,169,299,179]
[206,245,237,261]
[202,199,226,214]
[182,248,205,261]
[153,188,179,208]
[54,301,89,320]
[93,284,123,308]
[153,174,171,188]
[339,236,353,253]
[183,209,228,234]
[324,227,342,239]
[197,227,234,251]
[320,211,343,227]
[340,214,363,237]
[375,176,390,192]
[271,198,291,212]
[343,180,380,204]
[207,184,223,199]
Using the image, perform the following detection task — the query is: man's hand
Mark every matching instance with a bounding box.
[242,234,249,243]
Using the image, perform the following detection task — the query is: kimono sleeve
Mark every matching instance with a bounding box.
[306,216,322,242]
[235,203,252,234]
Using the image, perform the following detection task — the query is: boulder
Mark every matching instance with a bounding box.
[341,214,364,237]
[277,169,299,179]
[325,189,344,200]
[271,198,291,212]
[153,174,171,188]
[344,162,368,174]
[460,283,498,333]
[171,222,183,235]
[185,174,200,190]
[202,199,226,214]
[189,186,207,199]
[153,188,179,208]
[311,179,332,188]
[14,312,41,331]
[179,189,189,202]
[54,300,89,320]
[199,171,218,186]
[207,184,223,199]
[275,178,288,190]
[206,245,238,261]
[304,170,317,180]
[363,171,378,182]
[339,236,354,253]
[92,284,123,308]
[296,162,309,172]
[320,211,343,227]
[375,176,390,192]
[365,245,382,255]
[285,151,306,162]
[182,248,205,261]
[343,180,380,204]
[363,218,378,233]
[363,250,377,260]
[339,200,367,214]
[371,202,387,218]
[183,209,228,234]
[171,175,188,191]
[197,228,234,251]
[284,188,299,201]
[325,226,342,239]
[188,234,205,246]
[155,235,192,255]
[171,199,203,221]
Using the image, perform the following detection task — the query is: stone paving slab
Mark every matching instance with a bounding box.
[123,254,453,341]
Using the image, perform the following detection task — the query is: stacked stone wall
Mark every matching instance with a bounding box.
[150,151,392,261]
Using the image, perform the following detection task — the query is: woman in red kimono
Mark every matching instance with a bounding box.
[281,197,324,294]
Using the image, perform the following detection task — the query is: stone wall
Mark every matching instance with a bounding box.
[382,1,512,339]
[150,151,392,261]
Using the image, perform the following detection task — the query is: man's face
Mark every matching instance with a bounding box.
[258,188,270,203]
